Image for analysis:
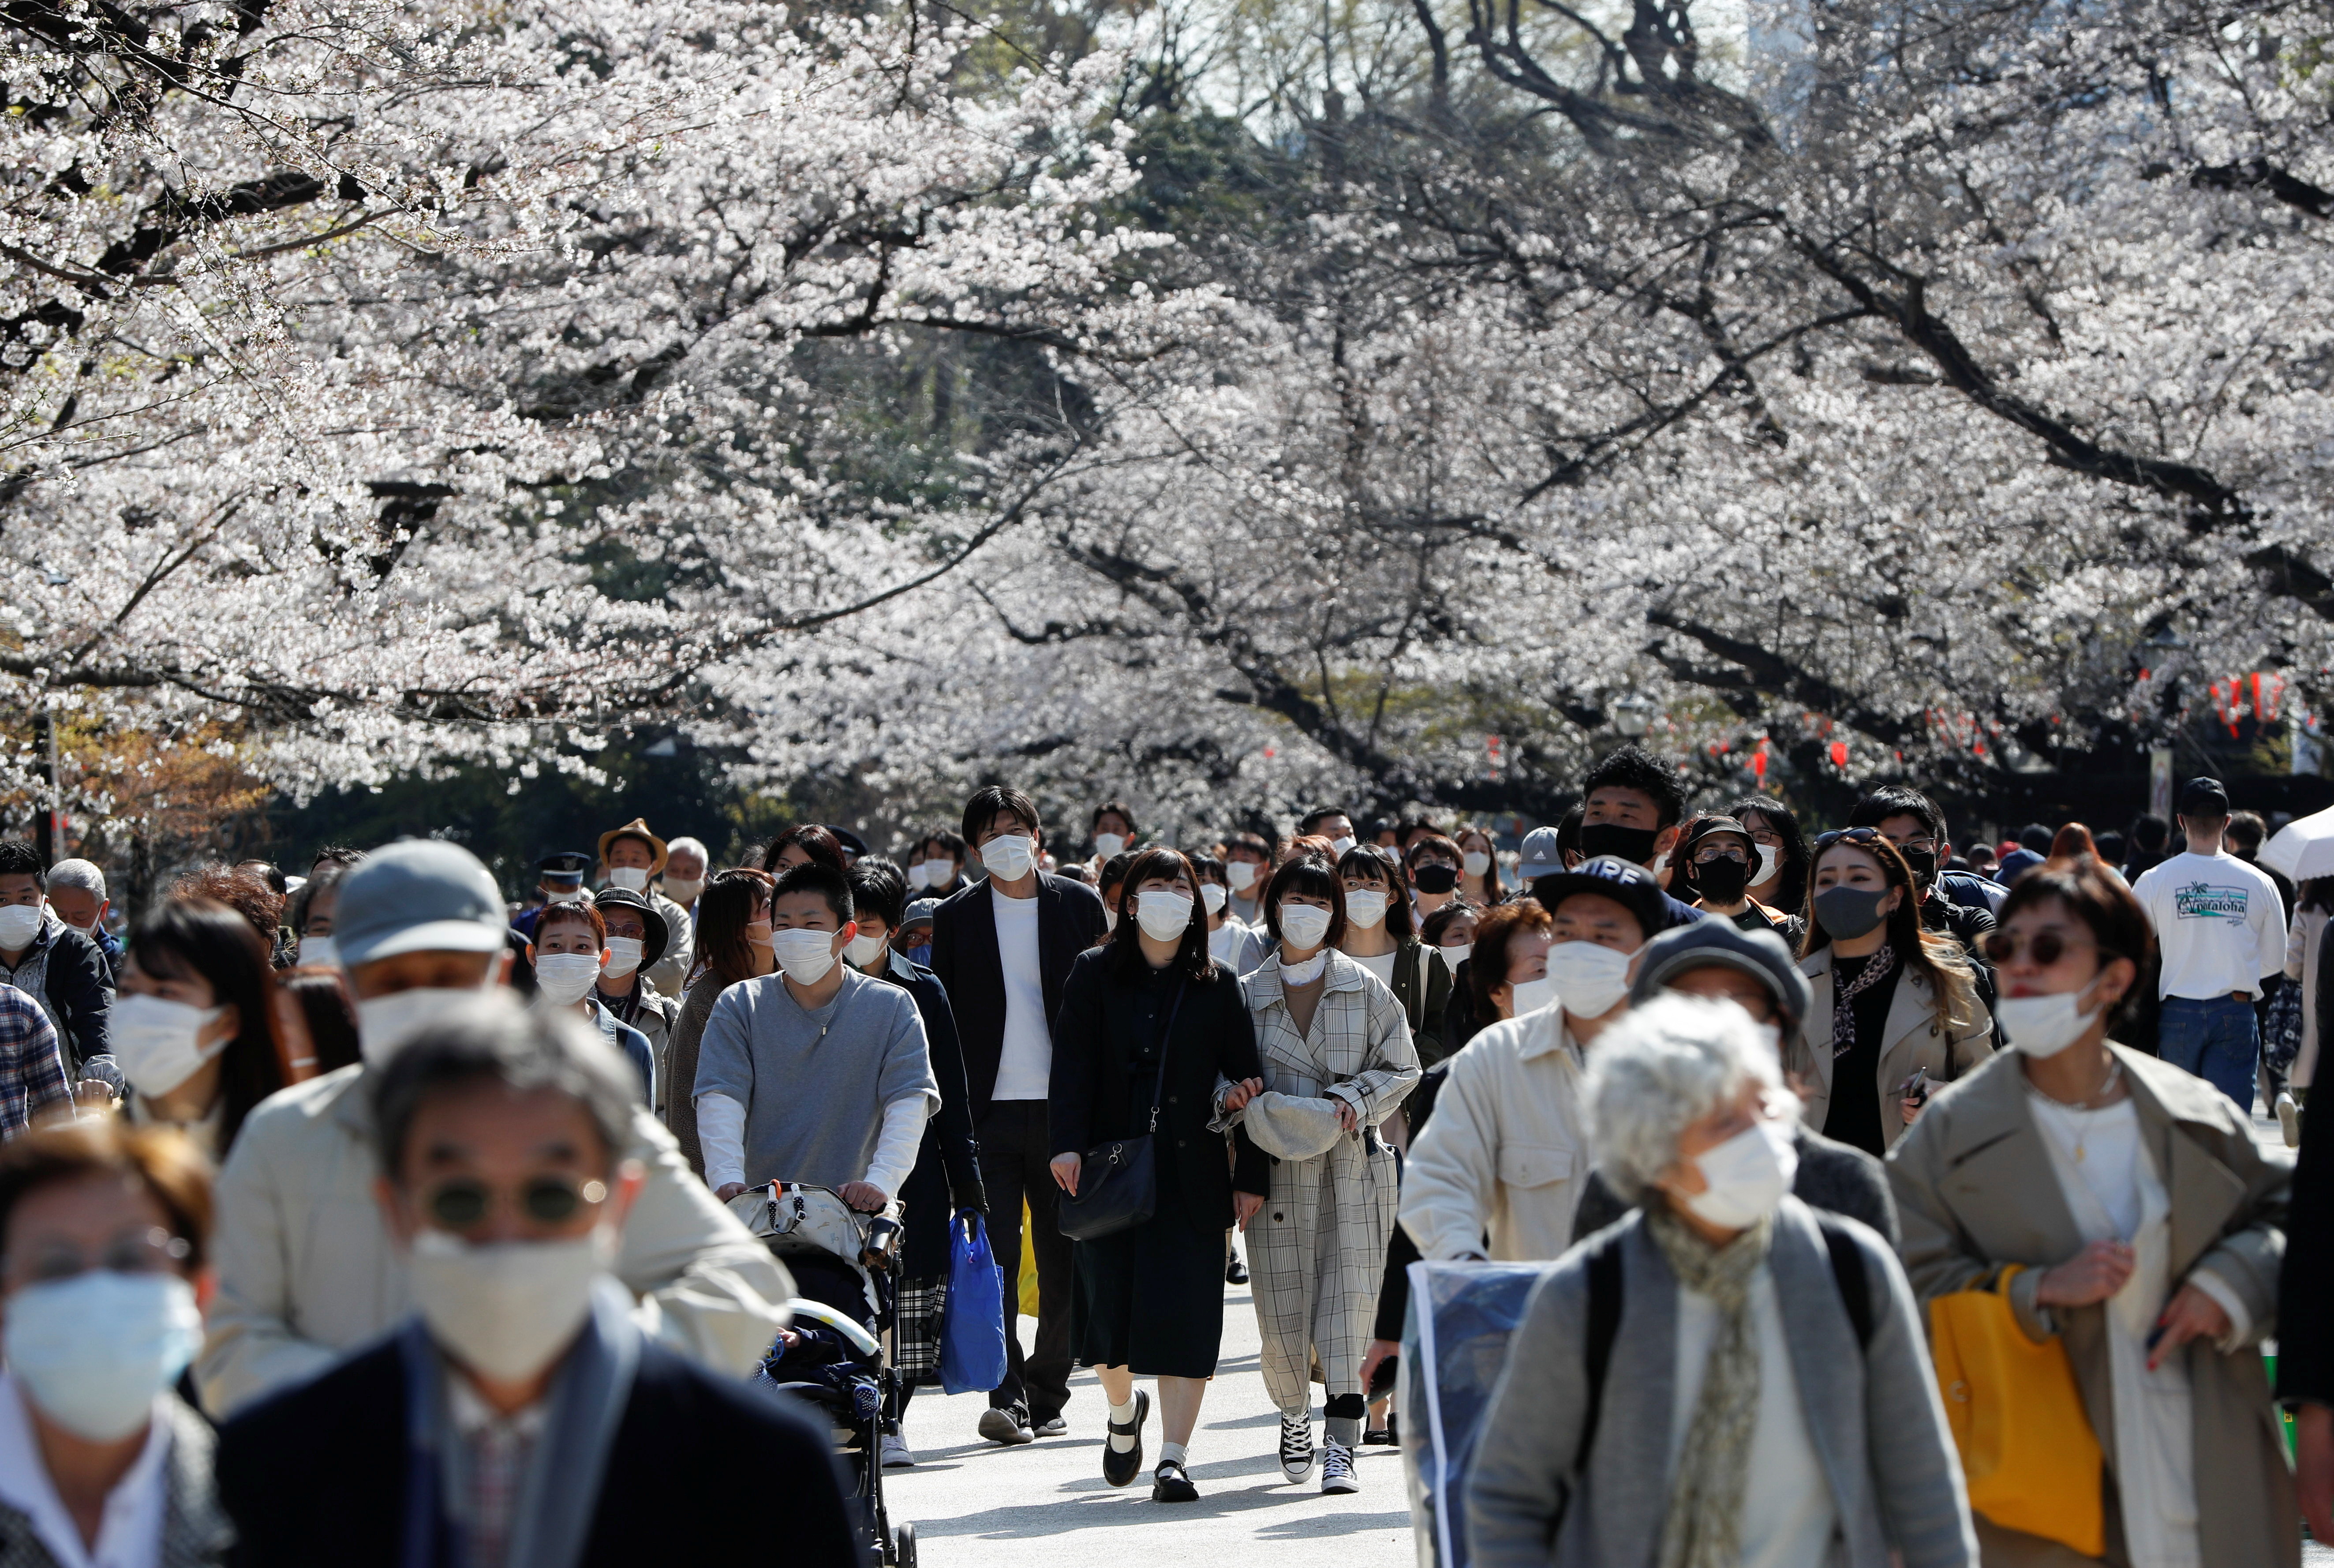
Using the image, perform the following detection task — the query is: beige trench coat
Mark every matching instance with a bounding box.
[1792,946,1995,1150]
[1239,951,1419,1414]
[1888,1045,2296,1568]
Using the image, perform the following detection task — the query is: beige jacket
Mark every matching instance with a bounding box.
[1889,1045,2296,1568]
[1791,946,1994,1150]
[198,1064,790,1418]
[1398,1001,1589,1263]
[643,889,696,999]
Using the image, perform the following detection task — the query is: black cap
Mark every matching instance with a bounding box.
[825,826,870,860]
[537,851,593,885]
[1527,855,1668,939]
[1631,920,1811,1031]
[589,887,670,967]
[2178,777,2230,815]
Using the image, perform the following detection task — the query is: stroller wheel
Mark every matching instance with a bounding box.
[892,1522,918,1568]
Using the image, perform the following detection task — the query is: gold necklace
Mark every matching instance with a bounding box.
[2030,1058,2124,1162]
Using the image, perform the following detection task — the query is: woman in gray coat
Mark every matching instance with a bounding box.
[1469,994,1975,1568]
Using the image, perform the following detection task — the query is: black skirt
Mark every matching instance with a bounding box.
[1069,1151,1227,1378]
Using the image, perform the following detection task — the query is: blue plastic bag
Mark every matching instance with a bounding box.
[1400,1261,1548,1568]
[938,1211,1009,1396]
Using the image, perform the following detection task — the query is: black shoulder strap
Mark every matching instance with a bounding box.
[1578,1231,1625,1461]
[1814,1213,1874,1350]
[1143,981,1189,1133]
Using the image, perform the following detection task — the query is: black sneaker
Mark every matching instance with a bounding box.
[1152,1459,1199,1502]
[1362,1423,1395,1447]
[1279,1414,1314,1483]
[977,1406,1035,1446]
[1226,1254,1249,1285]
[1321,1439,1359,1494]
[1102,1391,1150,1488]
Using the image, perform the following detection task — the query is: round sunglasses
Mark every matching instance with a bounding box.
[422,1175,610,1233]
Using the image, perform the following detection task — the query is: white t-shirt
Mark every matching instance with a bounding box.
[990,887,1052,1100]
[1350,949,1399,986]
[2132,850,2287,1001]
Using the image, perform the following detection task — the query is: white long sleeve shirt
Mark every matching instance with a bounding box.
[701,1092,928,1197]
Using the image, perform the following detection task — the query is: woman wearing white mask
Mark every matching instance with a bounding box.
[1890,854,2295,1568]
[0,1120,224,1567]
[1469,994,1975,1568]
[526,903,658,1109]
[114,898,290,1160]
[1736,795,1811,917]
[1789,830,1992,1156]
[661,869,773,1178]
[1048,849,1266,1503]
[1235,852,1419,1497]
[588,889,681,1118]
[1333,846,1451,1058]
[1085,801,1139,876]
[1455,825,1505,907]
[1420,901,1482,1063]
[1189,854,1268,977]
[286,858,353,970]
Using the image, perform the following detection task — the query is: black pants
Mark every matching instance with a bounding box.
[977,1100,1073,1421]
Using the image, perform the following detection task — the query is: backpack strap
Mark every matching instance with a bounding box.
[1813,1212,1874,1350]
[1578,1229,1625,1460]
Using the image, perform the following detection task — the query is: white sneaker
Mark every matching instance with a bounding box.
[1279,1414,1315,1484]
[2278,1092,2301,1149]
[1320,1438,1359,1494]
[881,1432,917,1468]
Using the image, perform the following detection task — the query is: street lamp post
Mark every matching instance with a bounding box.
[1612,695,1656,739]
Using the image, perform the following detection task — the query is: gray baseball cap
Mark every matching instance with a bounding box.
[1517,826,1567,881]
[334,840,509,969]
[1629,918,1810,1031]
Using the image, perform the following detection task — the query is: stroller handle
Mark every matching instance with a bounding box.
[786,1297,883,1359]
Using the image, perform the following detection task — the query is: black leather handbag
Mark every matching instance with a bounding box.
[1057,982,1186,1242]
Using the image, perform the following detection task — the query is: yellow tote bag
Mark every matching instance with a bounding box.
[1929,1265,2105,1557]
[1017,1200,1040,1317]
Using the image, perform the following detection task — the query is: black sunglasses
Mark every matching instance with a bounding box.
[1813,827,1886,851]
[1982,930,2099,967]
[424,1175,609,1233]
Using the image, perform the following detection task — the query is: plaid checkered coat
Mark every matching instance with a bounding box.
[1240,950,1419,1414]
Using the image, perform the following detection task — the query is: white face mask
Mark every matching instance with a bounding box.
[905,861,931,891]
[356,977,500,1065]
[1462,851,1491,878]
[1103,906,1119,932]
[4,1272,202,1441]
[771,927,841,984]
[544,887,584,906]
[1543,940,1639,1019]
[1201,884,1228,916]
[662,876,704,903]
[980,835,1036,882]
[845,930,888,967]
[1329,836,1358,858]
[1279,902,1333,951]
[921,859,957,888]
[298,933,339,969]
[534,953,601,1005]
[109,994,228,1097]
[0,905,42,948]
[1135,890,1194,942]
[1650,851,1671,878]
[1997,985,2104,1059]
[1438,940,1473,973]
[1753,844,1780,886]
[606,867,650,892]
[600,937,644,980]
[408,1229,608,1383]
[1225,861,1258,893]
[1093,832,1126,859]
[1344,888,1390,930]
[1678,1118,1799,1230]
[1507,974,1559,1017]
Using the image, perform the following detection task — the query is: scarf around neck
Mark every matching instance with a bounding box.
[1645,1205,1774,1568]
[1829,942,1896,1060]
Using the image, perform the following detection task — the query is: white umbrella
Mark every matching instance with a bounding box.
[2260,803,2334,881]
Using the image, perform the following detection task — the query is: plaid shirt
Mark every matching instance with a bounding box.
[0,983,71,1136]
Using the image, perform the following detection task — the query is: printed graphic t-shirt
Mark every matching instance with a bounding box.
[2131,850,2288,1002]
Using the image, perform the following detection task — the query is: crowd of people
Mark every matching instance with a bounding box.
[0,748,2321,1566]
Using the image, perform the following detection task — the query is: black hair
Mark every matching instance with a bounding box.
[848,858,907,932]
[1397,816,1442,848]
[1848,785,1946,844]
[1090,801,1138,840]
[2018,823,2054,853]
[1103,848,1216,984]
[1261,853,1347,951]
[0,841,45,886]
[961,785,1041,847]
[916,829,968,863]
[1336,845,1418,940]
[1222,831,1273,864]
[280,968,361,1075]
[1732,795,1810,911]
[236,860,289,898]
[1452,824,1506,902]
[129,898,285,1156]
[1421,898,1478,946]
[1187,852,1227,885]
[287,858,352,938]
[2129,814,2170,853]
[2094,831,2127,864]
[771,862,854,925]
[1296,807,1351,838]
[1554,802,1585,858]
[761,824,848,876]
[1096,850,1136,906]
[310,845,364,871]
[1581,745,1685,829]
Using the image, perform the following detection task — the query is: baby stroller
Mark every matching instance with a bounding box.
[729,1182,917,1568]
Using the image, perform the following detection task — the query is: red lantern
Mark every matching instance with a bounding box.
[1751,741,1769,781]
[1829,740,1849,769]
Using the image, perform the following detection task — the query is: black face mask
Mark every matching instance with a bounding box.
[1815,885,1893,940]
[1899,846,1938,889]
[1687,856,1749,905]
[1578,822,1661,867]
[1412,864,1459,894]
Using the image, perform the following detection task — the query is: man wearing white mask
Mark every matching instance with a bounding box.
[1399,856,1664,1265]
[198,838,789,1418]
[0,841,112,1077]
[527,900,657,1106]
[216,1002,858,1568]
[928,784,1107,1444]
[596,820,695,1001]
[658,834,710,921]
[1297,807,1359,859]
[42,858,119,981]
[1220,832,1274,928]
[694,862,938,1222]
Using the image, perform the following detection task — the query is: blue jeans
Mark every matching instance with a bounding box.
[2156,995,2259,1111]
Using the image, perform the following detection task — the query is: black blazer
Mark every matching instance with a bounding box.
[1047,951,1269,1227]
[881,956,987,1275]
[217,1337,859,1568]
[928,872,1107,1116]
[2280,1065,2332,1404]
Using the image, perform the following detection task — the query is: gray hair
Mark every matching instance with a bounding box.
[1584,993,1790,1203]
[665,837,708,865]
[46,859,105,900]
[369,993,636,1183]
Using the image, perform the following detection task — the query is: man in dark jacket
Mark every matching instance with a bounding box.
[217,998,856,1568]
[0,840,110,1072]
[1852,785,1998,1014]
[927,785,1107,1445]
